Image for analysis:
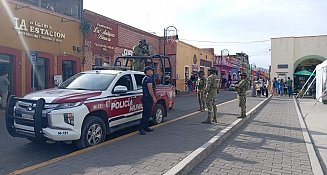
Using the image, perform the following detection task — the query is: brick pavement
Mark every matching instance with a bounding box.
[17,97,265,175]
[189,98,314,175]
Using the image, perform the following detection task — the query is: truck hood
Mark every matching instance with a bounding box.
[23,88,102,103]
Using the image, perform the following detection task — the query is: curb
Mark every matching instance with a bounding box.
[164,95,272,175]
[293,98,324,175]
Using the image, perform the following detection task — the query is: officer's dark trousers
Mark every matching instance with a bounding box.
[140,96,153,130]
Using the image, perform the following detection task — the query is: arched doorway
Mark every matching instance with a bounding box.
[293,55,326,96]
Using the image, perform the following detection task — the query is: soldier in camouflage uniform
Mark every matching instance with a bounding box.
[235,72,248,118]
[132,39,150,71]
[197,71,206,112]
[202,67,219,124]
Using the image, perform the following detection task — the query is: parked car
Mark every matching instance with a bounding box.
[229,84,236,91]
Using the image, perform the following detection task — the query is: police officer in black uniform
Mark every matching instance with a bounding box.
[139,66,156,135]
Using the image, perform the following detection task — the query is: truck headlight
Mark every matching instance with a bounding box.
[55,102,83,110]
[64,113,74,126]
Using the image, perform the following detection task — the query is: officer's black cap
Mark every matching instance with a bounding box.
[144,66,154,74]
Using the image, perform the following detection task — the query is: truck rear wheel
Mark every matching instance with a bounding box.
[153,103,166,125]
[75,116,106,149]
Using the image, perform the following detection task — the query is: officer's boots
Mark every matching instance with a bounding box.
[213,115,218,123]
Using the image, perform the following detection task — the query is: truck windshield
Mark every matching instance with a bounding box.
[58,73,116,91]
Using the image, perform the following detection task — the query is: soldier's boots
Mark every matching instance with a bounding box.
[202,115,213,124]
[213,116,218,123]
[237,110,246,118]
[202,120,213,124]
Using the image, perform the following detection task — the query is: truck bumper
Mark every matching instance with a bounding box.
[42,128,81,141]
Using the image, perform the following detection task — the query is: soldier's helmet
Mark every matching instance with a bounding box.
[240,72,247,77]
[198,70,205,75]
[209,67,217,74]
[139,39,146,44]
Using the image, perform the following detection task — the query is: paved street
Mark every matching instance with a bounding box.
[189,98,314,175]
[14,97,264,175]
[0,91,237,174]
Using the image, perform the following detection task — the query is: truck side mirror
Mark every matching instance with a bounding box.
[113,85,128,94]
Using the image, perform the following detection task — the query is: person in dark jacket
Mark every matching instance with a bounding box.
[139,66,156,135]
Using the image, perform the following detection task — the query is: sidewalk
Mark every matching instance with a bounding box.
[299,98,327,173]
[13,98,265,175]
[189,98,315,175]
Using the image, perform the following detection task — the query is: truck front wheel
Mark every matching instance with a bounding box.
[153,103,166,125]
[75,116,106,149]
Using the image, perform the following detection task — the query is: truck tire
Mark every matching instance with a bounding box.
[75,116,106,149]
[153,103,166,125]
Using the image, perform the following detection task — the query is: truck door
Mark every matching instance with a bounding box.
[109,74,137,127]
[131,73,145,121]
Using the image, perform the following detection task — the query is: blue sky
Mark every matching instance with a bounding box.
[84,0,327,69]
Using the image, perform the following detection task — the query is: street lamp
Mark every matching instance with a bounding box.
[163,26,178,55]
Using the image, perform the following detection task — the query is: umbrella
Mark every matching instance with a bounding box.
[294,70,315,76]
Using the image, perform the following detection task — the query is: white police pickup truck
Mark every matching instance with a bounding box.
[5,67,175,149]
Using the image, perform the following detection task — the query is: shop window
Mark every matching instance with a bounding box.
[185,67,190,80]
[62,60,76,82]
[31,57,49,91]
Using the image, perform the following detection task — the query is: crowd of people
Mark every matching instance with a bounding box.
[272,77,293,97]
[250,77,293,98]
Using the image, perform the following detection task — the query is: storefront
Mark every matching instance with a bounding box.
[175,41,214,92]
[0,1,83,96]
[83,10,160,70]
[214,55,240,88]
[271,35,327,95]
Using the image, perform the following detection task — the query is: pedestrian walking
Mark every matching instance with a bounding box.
[187,78,193,93]
[287,77,293,97]
[251,78,256,97]
[0,71,10,109]
[235,72,248,118]
[265,84,269,98]
[283,82,287,96]
[256,81,261,97]
[272,77,279,97]
[260,80,265,96]
[138,66,156,135]
[279,79,285,97]
[202,67,219,124]
[197,71,206,112]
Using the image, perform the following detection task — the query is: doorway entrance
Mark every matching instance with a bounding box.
[294,58,325,97]
[0,53,14,95]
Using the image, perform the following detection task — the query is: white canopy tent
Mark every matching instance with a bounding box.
[316,60,327,102]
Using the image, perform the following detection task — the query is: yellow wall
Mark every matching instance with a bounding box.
[0,1,83,57]
[176,41,214,92]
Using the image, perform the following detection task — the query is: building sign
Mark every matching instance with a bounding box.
[94,43,114,51]
[200,59,212,67]
[13,17,66,42]
[93,23,115,42]
[84,11,118,54]
[91,23,116,51]
[29,51,38,63]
